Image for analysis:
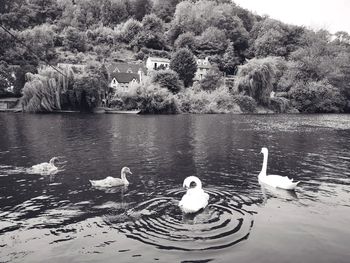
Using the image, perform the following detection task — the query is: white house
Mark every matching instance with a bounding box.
[146,57,170,71]
[194,57,212,81]
[107,62,147,92]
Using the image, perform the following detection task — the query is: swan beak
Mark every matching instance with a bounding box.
[128,171,133,175]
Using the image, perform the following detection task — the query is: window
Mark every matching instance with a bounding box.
[154,63,157,69]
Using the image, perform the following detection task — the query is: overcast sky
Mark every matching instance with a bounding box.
[234,0,350,34]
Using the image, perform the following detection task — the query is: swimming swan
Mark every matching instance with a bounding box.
[179,176,209,214]
[258,147,300,190]
[31,157,59,174]
[89,167,132,187]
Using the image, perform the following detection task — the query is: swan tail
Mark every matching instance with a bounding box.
[89,180,96,186]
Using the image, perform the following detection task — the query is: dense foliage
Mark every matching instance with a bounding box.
[21,62,108,112]
[0,0,349,113]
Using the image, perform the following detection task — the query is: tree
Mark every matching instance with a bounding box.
[249,18,305,58]
[170,48,197,87]
[234,57,276,106]
[289,81,346,113]
[200,66,223,91]
[131,14,166,50]
[0,61,15,96]
[220,44,241,75]
[151,69,183,93]
[116,18,142,43]
[101,0,128,26]
[14,65,37,96]
[152,0,180,22]
[20,24,57,61]
[21,72,61,112]
[196,27,228,55]
[27,0,62,25]
[63,26,86,52]
[130,0,152,21]
[174,32,196,52]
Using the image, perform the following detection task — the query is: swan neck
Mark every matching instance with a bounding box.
[261,151,268,176]
[193,178,202,189]
[121,171,128,182]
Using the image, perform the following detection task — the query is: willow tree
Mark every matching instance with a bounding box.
[21,73,59,112]
[234,57,276,106]
[21,66,74,112]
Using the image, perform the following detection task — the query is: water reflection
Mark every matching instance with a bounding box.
[260,183,299,204]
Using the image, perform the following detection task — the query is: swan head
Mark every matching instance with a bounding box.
[260,147,268,154]
[121,167,132,175]
[49,157,59,165]
[182,176,202,190]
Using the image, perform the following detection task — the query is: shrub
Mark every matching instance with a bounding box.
[175,85,241,113]
[151,69,183,94]
[111,78,178,114]
[199,66,223,91]
[232,95,257,113]
[269,97,294,113]
[289,81,346,113]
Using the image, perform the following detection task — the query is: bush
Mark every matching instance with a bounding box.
[151,70,183,94]
[175,85,241,113]
[111,78,178,114]
[199,66,223,91]
[289,81,346,113]
[269,97,295,113]
[232,95,257,113]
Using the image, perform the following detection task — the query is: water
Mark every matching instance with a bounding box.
[0,113,349,263]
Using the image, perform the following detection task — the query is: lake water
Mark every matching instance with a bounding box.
[0,113,349,263]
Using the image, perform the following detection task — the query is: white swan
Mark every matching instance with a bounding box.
[179,176,209,214]
[258,147,300,190]
[89,167,132,187]
[31,157,59,174]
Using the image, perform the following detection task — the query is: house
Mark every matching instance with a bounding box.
[107,62,147,92]
[56,63,86,73]
[146,57,170,71]
[194,57,212,81]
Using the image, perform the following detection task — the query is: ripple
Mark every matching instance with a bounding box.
[112,189,255,251]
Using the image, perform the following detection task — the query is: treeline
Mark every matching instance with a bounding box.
[0,0,350,113]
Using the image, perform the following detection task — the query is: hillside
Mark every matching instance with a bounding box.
[0,0,350,113]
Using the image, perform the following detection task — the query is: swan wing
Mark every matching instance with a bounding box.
[262,174,299,190]
[179,189,209,214]
[90,177,124,187]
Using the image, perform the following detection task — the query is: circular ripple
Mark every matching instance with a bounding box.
[113,189,255,251]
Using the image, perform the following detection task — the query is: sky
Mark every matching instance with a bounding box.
[233,0,350,34]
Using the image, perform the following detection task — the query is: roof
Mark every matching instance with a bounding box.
[147,57,170,63]
[107,62,147,75]
[196,58,211,69]
[110,72,140,83]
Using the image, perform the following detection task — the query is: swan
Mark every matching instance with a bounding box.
[89,167,132,187]
[258,147,300,190]
[179,176,209,214]
[31,157,59,174]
